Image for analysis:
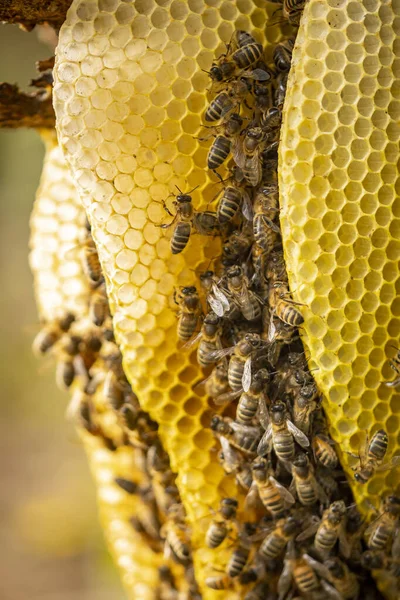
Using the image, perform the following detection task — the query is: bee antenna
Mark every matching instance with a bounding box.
[175,185,183,194]
[188,184,200,194]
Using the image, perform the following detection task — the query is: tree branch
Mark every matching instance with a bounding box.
[0,0,72,31]
[0,83,55,129]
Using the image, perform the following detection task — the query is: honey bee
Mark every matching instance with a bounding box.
[226,523,256,578]
[361,550,400,578]
[89,284,110,326]
[208,32,266,83]
[247,457,295,518]
[205,113,243,173]
[174,286,202,341]
[222,228,253,267]
[386,346,400,387]
[298,501,349,558]
[350,429,400,484]
[205,497,238,548]
[273,38,295,71]
[205,574,232,590]
[114,477,139,495]
[161,187,218,254]
[205,79,251,122]
[252,184,280,254]
[269,281,304,326]
[275,71,289,109]
[290,453,327,507]
[199,270,230,317]
[293,382,319,435]
[278,545,322,599]
[259,516,301,560]
[32,312,75,356]
[209,333,263,392]
[187,312,223,368]
[161,504,191,562]
[366,495,400,552]
[225,265,262,321]
[156,566,179,600]
[312,433,338,470]
[266,248,287,282]
[205,362,230,398]
[257,401,310,461]
[103,369,130,410]
[343,506,366,561]
[81,234,103,284]
[55,355,76,390]
[235,368,270,425]
[324,558,360,600]
[217,181,252,224]
[282,0,306,26]
[233,125,266,187]
[210,415,261,457]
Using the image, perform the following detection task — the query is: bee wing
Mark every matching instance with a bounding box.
[257,425,272,456]
[242,356,252,392]
[207,293,224,317]
[376,454,400,472]
[320,579,343,600]
[391,525,400,558]
[338,526,351,559]
[230,421,260,436]
[214,388,242,406]
[296,518,320,542]
[182,330,203,350]
[267,313,277,343]
[277,559,293,600]
[269,476,295,505]
[206,346,234,361]
[287,419,310,448]
[385,376,400,387]
[243,68,271,81]
[257,395,270,430]
[212,284,230,312]
[241,190,254,221]
[244,480,260,511]
[232,137,245,168]
[302,553,330,579]
[220,435,240,473]
[261,214,281,234]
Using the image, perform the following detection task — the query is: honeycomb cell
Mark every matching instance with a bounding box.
[280,0,400,518]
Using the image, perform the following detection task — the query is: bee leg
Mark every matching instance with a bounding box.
[212,169,225,184]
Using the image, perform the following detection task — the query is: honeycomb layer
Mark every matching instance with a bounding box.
[53,2,293,597]
[279,0,400,509]
[29,130,91,321]
[29,135,163,599]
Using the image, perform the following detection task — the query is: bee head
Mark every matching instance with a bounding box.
[181,286,197,295]
[325,558,345,579]
[176,193,193,204]
[361,551,383,570]
[200,270,214,280]
[210,65,223,81]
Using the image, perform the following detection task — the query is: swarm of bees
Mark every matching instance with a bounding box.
[169,28,400,598]
[32,18,400,600]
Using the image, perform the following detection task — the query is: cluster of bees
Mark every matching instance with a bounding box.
[166,29,400,599]
[32,222,201,600]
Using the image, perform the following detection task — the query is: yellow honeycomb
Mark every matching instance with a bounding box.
[279,0,400,509]
[29,130,91,321]
[53,1,293,596]
[29,135,165,599]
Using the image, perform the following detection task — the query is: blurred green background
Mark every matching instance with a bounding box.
[0,24,124,600]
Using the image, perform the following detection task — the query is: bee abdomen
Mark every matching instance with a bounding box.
[259,533,286,559]
[294,567,319,593]
[178,314,197,341]
[206,521,227,548]
[205,92,231,122]
[218,187,242,223]
[297,482,318,506]
[241,299,262,321]
[274,432,295,461]
[315,526,338,552]
[228,357,245,390]
[260,488,285,517]
[233,43,263,68]
[208,136,231,170]
[276,300,304,326]
[167,528,190,561]
[236,393,258,423]
[171,222,191,254]
[369,527,390,551]
[369,430,388,460]
[253,216,277,252]
[227,547,249,577]
[198,340,218,367]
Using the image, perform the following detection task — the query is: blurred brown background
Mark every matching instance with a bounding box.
[0,25,124,600]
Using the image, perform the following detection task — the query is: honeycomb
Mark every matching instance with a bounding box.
[53,2,293,597]
[279,0,400,511]
[29,135,163,599]
[29,130,91,321]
